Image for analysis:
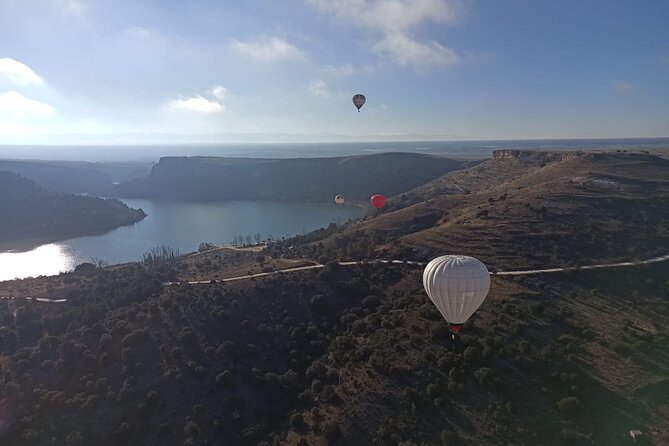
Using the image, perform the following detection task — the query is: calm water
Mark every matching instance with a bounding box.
[0,199,364,281]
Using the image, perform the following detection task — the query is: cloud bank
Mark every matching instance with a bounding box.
[307,0,463,68]
[0,58,44,86]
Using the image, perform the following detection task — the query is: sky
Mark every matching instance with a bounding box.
[0,0,668,144]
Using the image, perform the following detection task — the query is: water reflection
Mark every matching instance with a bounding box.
[0,244,77,281]
[0,199,365,282]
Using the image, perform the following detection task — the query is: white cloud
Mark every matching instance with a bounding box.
[165,95,224,113]
[211,85,228,100]
[308,0,462,32]
[56,0,86,17]
[231,37,305,62]
[611,79,635,94]
[307,0,463,69]
[320,63,375,77]
[374,33,461,68]
[321,63,356,77]
[122,27,164,46]
[308,79,330,97]
[0,91,54,114]
[0,58,44,86]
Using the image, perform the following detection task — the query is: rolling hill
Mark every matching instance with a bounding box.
[0,160,151,195]
[0,171,146,250]
[295,150,669,271]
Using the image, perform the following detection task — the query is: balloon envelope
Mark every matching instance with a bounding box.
[335,194,345,206]
[352,94,366,111]
[422,255,491,326]
[370,194,386,209]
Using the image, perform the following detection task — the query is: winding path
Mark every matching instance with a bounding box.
[3,254,666,302]
[167,254,669,285]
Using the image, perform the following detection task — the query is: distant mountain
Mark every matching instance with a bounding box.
[0,171,146,250]
[110,153,467,202]
[0,160,151,194]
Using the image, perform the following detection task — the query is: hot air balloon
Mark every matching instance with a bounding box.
[335,194,345,206]
[352,94,366,112]
[370,194,385,209]
[422,255,491,333]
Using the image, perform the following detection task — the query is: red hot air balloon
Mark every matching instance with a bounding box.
[352,94,366,112]
[370,194,386,209]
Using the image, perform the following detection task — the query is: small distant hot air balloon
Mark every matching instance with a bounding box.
[352,94,366,112]
[423,255,491,334]
[370,194,386,209]
[335,195,345,207]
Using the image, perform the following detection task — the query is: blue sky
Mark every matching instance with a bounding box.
[0,0,667,144]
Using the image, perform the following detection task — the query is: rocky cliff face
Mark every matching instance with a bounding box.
[491,150,585,162]
[112,153,467,202]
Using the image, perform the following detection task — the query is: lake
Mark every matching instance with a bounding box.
[0,198,365,281]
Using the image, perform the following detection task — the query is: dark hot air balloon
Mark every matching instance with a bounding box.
[352,94,366,112]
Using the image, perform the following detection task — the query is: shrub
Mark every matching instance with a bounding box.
[216,370,232,387]
[557,396,580,413]
[184,421,200,438]
[540,345,556,360]
[426,383,439,398]
[463,346,480,363]
[440,430,457,445]
[612,342,631,356]
[323,420,341,440]
[474,367,500,389]
[290,413,304,427]
[66,431,84,446]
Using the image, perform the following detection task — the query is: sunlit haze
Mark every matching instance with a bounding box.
[0,244,76,281]
[0,0,667,146]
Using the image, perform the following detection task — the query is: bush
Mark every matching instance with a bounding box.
[463,346,480,363]
[440,429,457,445]
[184,421,200,438]
[290,413,304,427]
[66,431,84,446]
[540,345,556,360]
[557,396,580,413]
[474,367,500,389]
[323,420,341,440]
[612,342,631,356]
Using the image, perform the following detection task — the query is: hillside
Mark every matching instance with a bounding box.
[0,160,151,195]
[0,171,146,250]
[0,150,667,446]
[291,150,669,271]
[110,153,467,202]
[0,250,666,445]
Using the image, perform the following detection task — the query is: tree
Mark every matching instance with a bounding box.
[557,396,580,413]
[66,431,84,446]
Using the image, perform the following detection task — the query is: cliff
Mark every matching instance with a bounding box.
[111,152,466,202]
[491,149,585,162]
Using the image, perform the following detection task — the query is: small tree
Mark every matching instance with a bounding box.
[557,396,580,413]
[66,431,84,446]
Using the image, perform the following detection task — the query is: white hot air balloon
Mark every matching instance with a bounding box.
[422,255,491,333]
[335,194,345,207]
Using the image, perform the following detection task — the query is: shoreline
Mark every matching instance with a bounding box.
[0,214,147,253]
